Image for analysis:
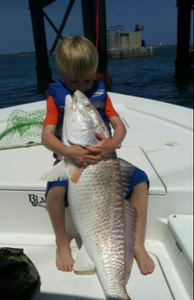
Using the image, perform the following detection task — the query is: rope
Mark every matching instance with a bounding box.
[94,0,100,80]
[96,0,100,50]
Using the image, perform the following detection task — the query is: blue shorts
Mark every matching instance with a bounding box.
[45,158,149,207]
[45,179,69,207]
[119,158,149,199]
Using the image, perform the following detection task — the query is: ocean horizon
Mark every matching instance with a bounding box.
[0,47,193,109]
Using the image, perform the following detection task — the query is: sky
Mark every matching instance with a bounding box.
[0,0,193,55]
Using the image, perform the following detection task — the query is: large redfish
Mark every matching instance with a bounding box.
[41,91,136,300]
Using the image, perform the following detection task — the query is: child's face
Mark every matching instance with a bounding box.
[62,73,94,93]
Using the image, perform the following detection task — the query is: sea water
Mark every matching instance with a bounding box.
[0,47,193,109]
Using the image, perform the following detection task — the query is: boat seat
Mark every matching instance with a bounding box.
[168,214,193,271]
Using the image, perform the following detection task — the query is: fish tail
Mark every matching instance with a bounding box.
[40,160,68,181]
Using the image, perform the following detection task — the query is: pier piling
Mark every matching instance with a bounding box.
[175,0,193,77]
[28,0,54,90]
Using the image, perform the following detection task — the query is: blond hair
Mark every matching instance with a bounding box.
[56,36,98,78]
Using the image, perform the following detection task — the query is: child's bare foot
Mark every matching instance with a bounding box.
[134,245,155,275]
[56,240,75,272]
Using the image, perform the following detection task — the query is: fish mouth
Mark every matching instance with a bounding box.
[73,90,86,105]
[65,92,78,111]
[70,93,77,110]
[72,93,77,105]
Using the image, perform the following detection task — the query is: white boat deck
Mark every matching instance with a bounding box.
[0,93,193,300]
[0,241,175,300]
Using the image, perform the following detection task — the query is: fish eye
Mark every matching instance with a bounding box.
[86,103,90,109]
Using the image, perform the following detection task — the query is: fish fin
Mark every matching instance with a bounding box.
[119,158,137,198]
[40,160,68,181]
[69,165,83,183]
[73,244,95,272]
[124,200,137,284]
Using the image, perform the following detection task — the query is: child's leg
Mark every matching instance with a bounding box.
[46,185,75,272]
[129,181,155,275]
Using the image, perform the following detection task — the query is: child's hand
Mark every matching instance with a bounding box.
[85,132,115,158]
[69,144,101,167]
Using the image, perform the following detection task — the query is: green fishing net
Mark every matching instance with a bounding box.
[0,109,46,150]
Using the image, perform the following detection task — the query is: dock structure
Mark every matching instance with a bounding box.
[107,25,153,59]
[28,0,54,90]
[175,0,194,77]
[28,0,193,91]
[28,0,112,91]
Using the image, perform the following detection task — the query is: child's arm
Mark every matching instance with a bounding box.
[85,115,126,158]
[42,124,101,166]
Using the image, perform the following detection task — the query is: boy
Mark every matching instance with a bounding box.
[42,36,155,275]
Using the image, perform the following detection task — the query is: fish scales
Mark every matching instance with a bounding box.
[68,154,129,299]
[41,90,136,300]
